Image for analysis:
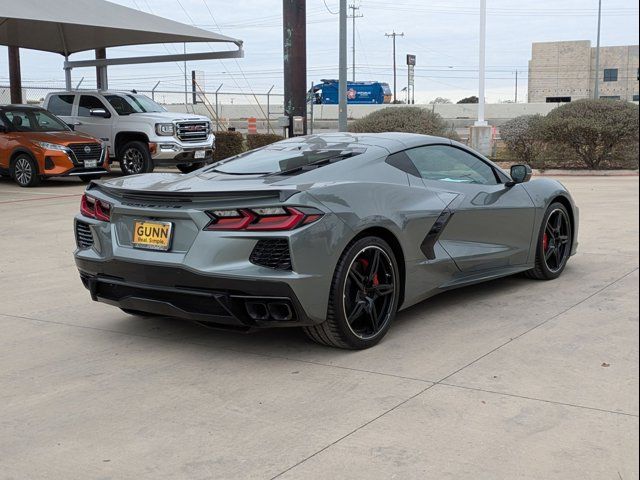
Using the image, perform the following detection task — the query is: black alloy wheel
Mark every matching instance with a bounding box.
[304,236,400,349]
[119,141,153,175]
[526,202,572,280]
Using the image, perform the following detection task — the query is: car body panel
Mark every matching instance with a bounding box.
[73,132,579,328]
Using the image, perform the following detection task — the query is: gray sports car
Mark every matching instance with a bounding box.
[74,132,578,349]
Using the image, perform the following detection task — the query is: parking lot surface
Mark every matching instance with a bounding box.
[1,175,638,480]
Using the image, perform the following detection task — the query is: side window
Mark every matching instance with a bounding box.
[4,111,32,131]
[47,95,75,116]
[405,145,498,185]
[78,95,109,117]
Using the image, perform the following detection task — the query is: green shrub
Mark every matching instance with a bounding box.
[247,133,284,151]
[540,99,639,169]
[500,115,546,165]
[214,131,245,161]
[348,106,457,139]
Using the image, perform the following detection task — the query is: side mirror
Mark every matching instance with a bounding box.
[90,108,110,118]
[66,123,75,131]
[0,124,7,133]
[506,164,532,187]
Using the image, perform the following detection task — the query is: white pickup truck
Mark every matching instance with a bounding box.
[43,90,215,175]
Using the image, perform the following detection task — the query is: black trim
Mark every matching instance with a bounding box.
[420,209,454,260]
[75,257,313,327]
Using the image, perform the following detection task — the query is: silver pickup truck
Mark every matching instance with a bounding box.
[44,90,214,175]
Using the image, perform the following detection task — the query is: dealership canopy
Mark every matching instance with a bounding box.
[0,0,243,101]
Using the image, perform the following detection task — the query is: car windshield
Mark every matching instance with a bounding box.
[104,94,166,115]
[210,146,364,175]
[2,109,70,132]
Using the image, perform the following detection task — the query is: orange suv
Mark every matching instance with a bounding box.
[0,105,109,187]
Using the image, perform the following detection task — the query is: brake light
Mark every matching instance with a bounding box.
[205,207,323,231]
[80,194,112,222]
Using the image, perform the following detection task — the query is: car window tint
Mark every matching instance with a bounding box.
[47,95,75,116]
[78,95,108,117]
[4,111,32,130]
[405,145,498,185]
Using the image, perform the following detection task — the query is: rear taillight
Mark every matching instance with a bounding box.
[80,194,112,222]
[204,206,323,231]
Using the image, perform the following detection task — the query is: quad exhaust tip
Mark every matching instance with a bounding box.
[245,301,293,322]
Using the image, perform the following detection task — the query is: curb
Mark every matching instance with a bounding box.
[532,169,639,177]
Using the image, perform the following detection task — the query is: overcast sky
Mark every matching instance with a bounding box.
[1,0,638,103]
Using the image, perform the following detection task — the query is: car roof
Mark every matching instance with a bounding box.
[278,132,450,154]
[47,90,139,96]
[0,104,45,111]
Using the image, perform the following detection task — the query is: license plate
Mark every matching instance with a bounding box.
[194,150,206,159]
[84,159,98,168]
[132,221,173,251]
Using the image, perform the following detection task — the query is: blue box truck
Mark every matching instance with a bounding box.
[311,80,393,104]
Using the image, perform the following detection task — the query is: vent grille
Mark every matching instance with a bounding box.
[176,121,209,142]
[75,221,94,249]
[249,239,292,270]
[68,143,102,162]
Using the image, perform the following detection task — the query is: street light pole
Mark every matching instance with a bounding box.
[338,0,348,132]
[475,0,487,126]
[594,0,602,99]
[385,31,404,103]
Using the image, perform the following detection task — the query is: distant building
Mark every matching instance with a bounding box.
[528,40,639,103]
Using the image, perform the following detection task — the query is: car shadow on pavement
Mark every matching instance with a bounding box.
[104,271,541,355]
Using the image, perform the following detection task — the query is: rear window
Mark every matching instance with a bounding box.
[47,94,75,116]
[210,145,365,175]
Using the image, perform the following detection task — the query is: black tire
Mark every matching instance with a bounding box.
[119,141,153,175]
[303,236,401,349]
[176,162,205,174]
[78,174,103,183]
[526,202,573,280]
[11,153,41,187]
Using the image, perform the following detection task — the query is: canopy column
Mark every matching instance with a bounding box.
[95,48,108,90]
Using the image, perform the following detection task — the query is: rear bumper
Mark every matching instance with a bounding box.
[75,257,315,329]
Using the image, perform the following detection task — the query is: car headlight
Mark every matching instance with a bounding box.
[155,123,175,136]
[35,141,69,152]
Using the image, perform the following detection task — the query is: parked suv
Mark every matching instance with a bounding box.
[0,105,108,187]
[43,91,214,175]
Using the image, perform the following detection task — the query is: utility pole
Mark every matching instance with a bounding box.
[514,70,518,103]
[338,0,348,131]
[385,31,404,103]
[348,4,363,82]
[593,0,602,99]
[283,0,307,136]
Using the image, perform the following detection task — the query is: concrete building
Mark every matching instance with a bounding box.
[528,40,639,103]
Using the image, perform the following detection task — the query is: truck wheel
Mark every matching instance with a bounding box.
[176,162,205,174]
[119,141,153,175]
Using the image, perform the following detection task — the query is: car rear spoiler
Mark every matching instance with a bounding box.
[90,183,300,203]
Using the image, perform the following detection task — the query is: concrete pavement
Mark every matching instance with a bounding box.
[0,175,637,480]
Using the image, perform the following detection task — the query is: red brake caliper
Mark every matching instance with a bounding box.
[543,232,549,251]
[359,259,379,286]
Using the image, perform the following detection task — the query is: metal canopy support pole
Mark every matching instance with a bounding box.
[8,46,22,104]
[475,0,487,126]
[338,0,348,132]
[594,0,602,99]
[95,48,108,90]
[64,55,72,90]
[283,0,307,137]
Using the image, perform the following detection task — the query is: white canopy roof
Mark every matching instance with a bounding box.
[0,0,242,55]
